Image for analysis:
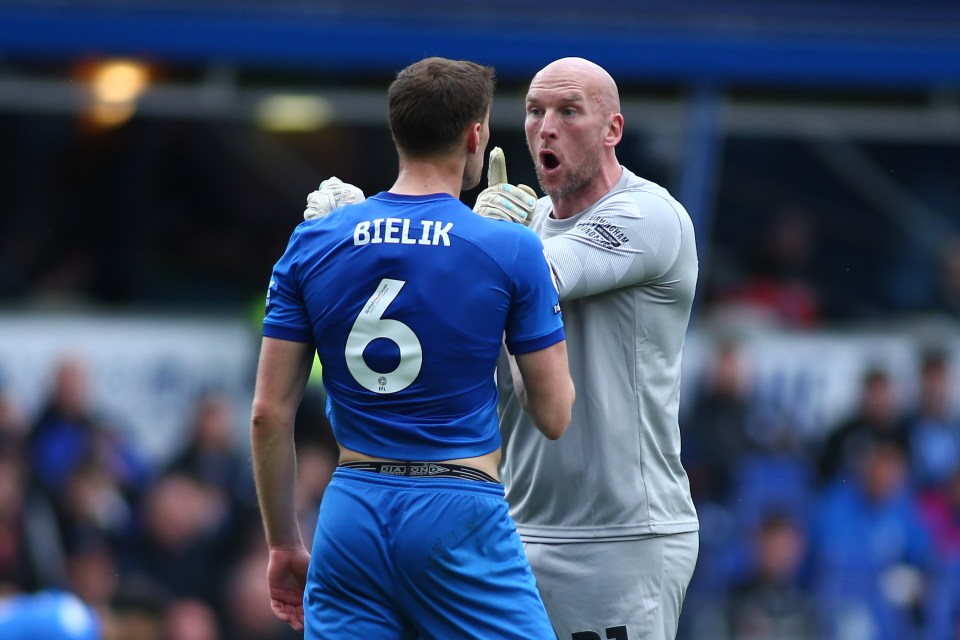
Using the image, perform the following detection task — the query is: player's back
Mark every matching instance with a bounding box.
[265,191,562,461]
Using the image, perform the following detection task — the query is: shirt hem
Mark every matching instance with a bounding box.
[517,519,700,543]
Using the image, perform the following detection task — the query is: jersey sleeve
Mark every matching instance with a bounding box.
[262,228,313,343]
[504,228,565,355]
[544,191,685,301]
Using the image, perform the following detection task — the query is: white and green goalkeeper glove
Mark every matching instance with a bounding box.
[303,177,365,221]
[473,147,538,225]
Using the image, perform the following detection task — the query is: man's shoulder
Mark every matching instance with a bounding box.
[611,173,683,210]
[587,188,689,232]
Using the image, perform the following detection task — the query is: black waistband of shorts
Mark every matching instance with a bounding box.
[338,461,498,483]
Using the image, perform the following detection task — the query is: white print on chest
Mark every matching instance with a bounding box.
[353,218,453,246]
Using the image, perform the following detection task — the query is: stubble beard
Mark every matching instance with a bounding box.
[536,149,603,201]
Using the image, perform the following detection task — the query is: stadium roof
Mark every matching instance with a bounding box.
[1,0,959,89]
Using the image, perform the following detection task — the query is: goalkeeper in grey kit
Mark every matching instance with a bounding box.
[305,56,700,640]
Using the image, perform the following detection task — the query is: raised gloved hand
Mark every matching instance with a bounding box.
[303,177,365,221]
[472,147,538,225]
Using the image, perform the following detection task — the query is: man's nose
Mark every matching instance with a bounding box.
[540,111,559,138]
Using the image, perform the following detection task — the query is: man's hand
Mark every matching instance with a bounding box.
[303,177,365,220]
[473,147,538,225]
[267,545,311,632]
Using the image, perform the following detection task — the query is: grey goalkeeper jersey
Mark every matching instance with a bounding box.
[497,167,700,542]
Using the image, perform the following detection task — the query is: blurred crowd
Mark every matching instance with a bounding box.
[0,355,339,640]
[679,340,960,640]
[703,202,960,330]
[4,335,960,639]
[4,320,960,639]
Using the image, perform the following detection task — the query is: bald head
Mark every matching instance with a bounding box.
[524,57,625,216]
[531,57,620,114]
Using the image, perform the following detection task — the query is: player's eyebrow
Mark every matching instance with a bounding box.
[526,92,586,106]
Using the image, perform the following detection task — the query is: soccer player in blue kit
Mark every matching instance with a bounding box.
[249,57,575,640]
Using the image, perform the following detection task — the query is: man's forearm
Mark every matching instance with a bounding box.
[251,413,302,549]
[249,336,315,549]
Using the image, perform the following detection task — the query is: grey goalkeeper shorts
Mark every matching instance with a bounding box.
[523,531,699,640]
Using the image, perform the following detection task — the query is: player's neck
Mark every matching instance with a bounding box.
[391,157,465,198]
[551,162,622,219]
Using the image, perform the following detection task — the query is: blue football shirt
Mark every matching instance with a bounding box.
[263,192,564,460]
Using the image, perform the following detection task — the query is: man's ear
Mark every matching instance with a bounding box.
[606,113,624,148]
[467,122,482,155]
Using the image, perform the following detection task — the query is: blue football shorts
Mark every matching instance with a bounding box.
[304,467,556,640]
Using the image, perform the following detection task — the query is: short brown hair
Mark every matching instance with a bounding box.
[388,57,495,157]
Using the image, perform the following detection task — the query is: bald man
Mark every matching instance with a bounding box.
[491,57,700,640]
[297,57,700,640]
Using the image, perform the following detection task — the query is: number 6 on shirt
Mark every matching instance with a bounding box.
[345,278,423,394]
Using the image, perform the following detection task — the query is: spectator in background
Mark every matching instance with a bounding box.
[815,366,910,487]
[918,468,960,562]
[709,204,822,330]
[722,512,819,640]
[166,392,250,502]
[28,356,101,494]
[918,469,960,640]
[162,599,222,640]
[65,537,119,626]
[28,356,150,501]
[120,472,228,611]
[101,577,169,640]
[0,387,27,457]
[922,566,960,640]
[808,439,932,640]
[164,391,258,554]
[917,465,960,640]
[220,548,300,640]
[904,348,960,490]
[55,456,135,556]
[685,341,814,542]
[681,338,814,615]
[0,451,47,592]
[680,340,746,603]
[683,338,757,504]
[0,446,66,592]
[0,385,68,591]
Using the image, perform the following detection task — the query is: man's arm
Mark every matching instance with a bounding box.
[511,341,574,440]
[542,192,686,302]
[249,336,315,631]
